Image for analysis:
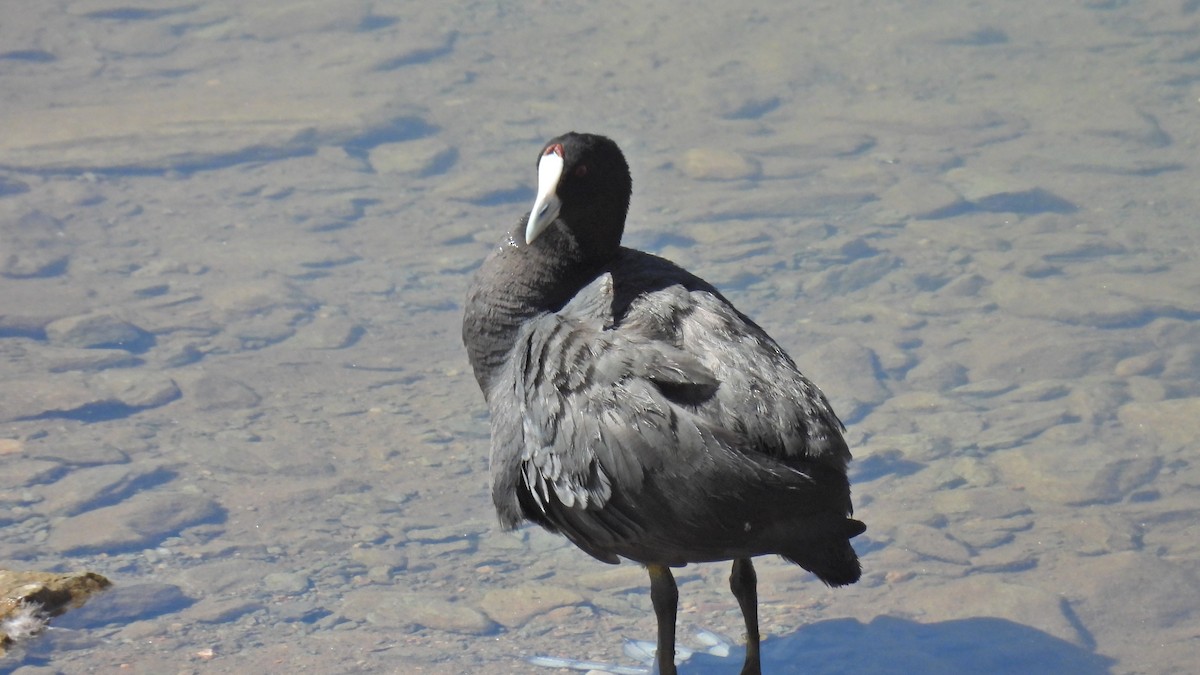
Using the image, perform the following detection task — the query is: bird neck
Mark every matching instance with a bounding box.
[463,224,605,394]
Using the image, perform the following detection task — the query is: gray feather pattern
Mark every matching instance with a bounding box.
[483,253,849,550]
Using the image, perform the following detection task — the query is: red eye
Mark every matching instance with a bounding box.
[574,164,588,178]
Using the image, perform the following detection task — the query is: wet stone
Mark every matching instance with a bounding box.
[178,560,279,597]
[988,274,1147,327]
[89,371,181,409]
[263,572,310,594]
[87,20,177,58]
[0,314,50,338]
[803,253,899,299]
[904,359,969,393]
[364,566,392,583]
[880,176,964,219]
[291,312,363,349]
[911,273,992,314]
[1118,398,1200,450]
[887,432,957,464]
[943,167,1032,202]
[35,464,171,517]
[187,597,264,624]
[798,337,888,423]
[1125,376,1167,406]
[953,519,1022,550]
[0,571,111,614]
[207,279,316,321]
[941,168,1076,214]
[128,298,213,339]
[840,302,928,331]
[1061,514,1140,556]
[576,565,647,592]
[0,372,173,421]
[274,599,329,624]
[894,524,973,565]
[1161,343,1200,380]
[219,315,301,351]
[678,148,761,181]
[154,340,205,368]
[368,138,457,176]
[974,406,1073,453]
[934,489,1033,543]
[993,442,1160,506]
[805,132,877,158]
[187,373,261,411]
[714,88,781,121]
[1127,276,1200,326]
[896,408,989,456]
[0,569,111,654]
[1069,551,1200,634]
[409,538,474,560]
[1000,380,1073,404]
[23,439,129,467]
[0,210,70,279]
[405,520,491,543]
[478,584,584,628]
[872,340,918,378]
[199,433,336,477]
[348,547,408,571]
[339,589,495,635]
[0,459,63,491]
[972,336,1127,383]
[947,458,1000,488]
[41,347,141,373]
[45,179,104,207]
[240,0,373,39]
[0,71,406,173]
[44,312,151,351]
[955,379,1021,399]
[1065,381,1129,426]
[425,156,508,201]
[45,491,224,554]
[354,525,390,545]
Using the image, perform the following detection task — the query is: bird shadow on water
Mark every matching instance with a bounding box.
[685,616,1115,675]
[535,615,1114,674]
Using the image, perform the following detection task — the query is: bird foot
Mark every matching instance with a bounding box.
[528,628,736,673]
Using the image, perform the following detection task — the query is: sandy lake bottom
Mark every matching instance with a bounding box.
[2,1,1199,673]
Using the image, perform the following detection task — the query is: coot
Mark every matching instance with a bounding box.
[462,132,864,675]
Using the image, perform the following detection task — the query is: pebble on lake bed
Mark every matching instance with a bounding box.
[479,584,584,628]
[44,312,151,351]
[678,147,762,181]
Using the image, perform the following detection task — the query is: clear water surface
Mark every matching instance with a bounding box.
[1,1,1197,673]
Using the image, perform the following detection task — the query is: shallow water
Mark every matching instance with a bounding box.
[1,1,1198,673]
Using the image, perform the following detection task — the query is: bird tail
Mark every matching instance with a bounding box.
[783,518,865,587]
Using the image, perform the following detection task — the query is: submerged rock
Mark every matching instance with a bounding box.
[0,570,112,656]
[44,312,152,351]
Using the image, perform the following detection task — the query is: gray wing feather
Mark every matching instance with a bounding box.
[488,272,848,553]
[487,276,716,535]
[677,292,849,465]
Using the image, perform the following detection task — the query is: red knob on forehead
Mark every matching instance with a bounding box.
[545,143,564,157]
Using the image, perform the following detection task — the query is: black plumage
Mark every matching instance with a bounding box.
[462,132,864,675]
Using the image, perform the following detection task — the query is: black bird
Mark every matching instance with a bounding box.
[462,132,864,675]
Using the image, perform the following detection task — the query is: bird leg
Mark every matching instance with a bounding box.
[647,564,679,675]
[730,557,761,675]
